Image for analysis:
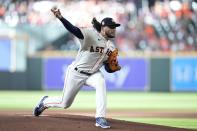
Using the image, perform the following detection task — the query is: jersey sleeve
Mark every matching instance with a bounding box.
[78,27,93,49]
[79,27,91,39]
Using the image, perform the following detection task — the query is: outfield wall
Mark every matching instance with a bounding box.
[1,51,197,92]
[28,52,197,92]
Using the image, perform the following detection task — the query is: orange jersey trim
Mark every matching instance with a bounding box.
[44,67,71,106]
[95,42,109,71]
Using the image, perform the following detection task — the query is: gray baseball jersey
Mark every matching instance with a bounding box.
[72,27,115,73]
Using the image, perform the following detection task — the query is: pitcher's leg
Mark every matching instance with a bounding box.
[95,77,106,118]
[85,71,107,118]
[43,67,85,108]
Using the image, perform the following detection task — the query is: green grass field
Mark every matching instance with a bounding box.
[0,91,197,130]
[115,117,197,130]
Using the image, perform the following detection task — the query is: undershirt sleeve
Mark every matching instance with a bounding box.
[59,17,84,39]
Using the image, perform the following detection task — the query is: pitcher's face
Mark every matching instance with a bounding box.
[103,26,116,38]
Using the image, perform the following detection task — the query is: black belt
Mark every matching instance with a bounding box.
[74,67,92,76]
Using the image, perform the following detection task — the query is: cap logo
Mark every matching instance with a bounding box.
[102,21,105,25]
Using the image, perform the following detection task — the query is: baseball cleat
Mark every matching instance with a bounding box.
[95,117,110,128]
[33,95,48,117]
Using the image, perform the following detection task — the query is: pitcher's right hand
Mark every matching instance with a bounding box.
[51,8,62,19]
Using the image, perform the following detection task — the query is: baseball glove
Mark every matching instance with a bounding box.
[104,48,121,73]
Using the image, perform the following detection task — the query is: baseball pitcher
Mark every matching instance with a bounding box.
[34,8,121,129]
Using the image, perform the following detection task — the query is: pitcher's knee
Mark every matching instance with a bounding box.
[62,103,71,109]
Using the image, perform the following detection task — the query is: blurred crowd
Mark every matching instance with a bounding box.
[124,0,197,52]
[0,0,197,52]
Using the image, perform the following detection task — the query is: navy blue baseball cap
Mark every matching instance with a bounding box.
[101,17,120,28]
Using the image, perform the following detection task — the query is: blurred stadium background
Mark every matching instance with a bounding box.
[0,0,197,130]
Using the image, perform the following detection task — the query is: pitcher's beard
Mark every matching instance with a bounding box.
[105,32,115,38]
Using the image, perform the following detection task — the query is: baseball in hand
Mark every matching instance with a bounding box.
[52,6,57,11]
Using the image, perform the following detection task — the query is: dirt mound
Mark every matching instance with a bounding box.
[0,113,192,131]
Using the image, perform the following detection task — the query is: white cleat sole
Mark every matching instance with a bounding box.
[95,123,110,128]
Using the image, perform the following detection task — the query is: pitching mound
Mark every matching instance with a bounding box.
[0,111,192,131]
